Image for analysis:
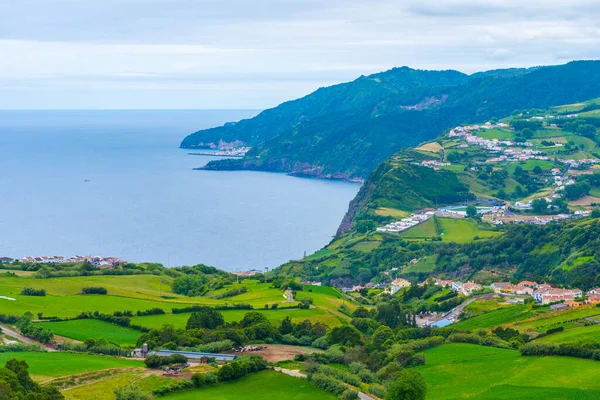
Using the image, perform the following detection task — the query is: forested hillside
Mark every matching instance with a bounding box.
[185,61,600,179]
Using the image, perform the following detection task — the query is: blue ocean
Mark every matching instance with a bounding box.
[0,110,358,271]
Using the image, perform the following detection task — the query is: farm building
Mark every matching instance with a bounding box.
[148,350,237,362]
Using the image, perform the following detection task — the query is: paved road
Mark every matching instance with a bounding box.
[285,289,294,303]
[0,324,56,351]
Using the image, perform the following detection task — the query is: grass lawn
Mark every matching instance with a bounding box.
[400,219,438,239]
[416,343,600,399]
[162,371,336,400]
[0,352,143,381]
[536,323,600,344]
[438,218,501,244]
[38,319,142,346]
[451,305,534,330]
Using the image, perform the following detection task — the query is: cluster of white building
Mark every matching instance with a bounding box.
[376,213,433,233]
[489,281,599,306]
[421,160,451,170]
[448,125,561,166]
[418,278,483,296]
[557,158,600,168]
[232,269,264,277]
[17,255,127,268]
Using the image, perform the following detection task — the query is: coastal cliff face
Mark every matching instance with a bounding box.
[198,158,364,182]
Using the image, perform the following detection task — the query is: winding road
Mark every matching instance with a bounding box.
[0,324,56,351]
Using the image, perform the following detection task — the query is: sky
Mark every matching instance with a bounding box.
[1,0,600,109]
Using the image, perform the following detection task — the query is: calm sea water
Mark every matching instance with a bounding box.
[0,110,359,271]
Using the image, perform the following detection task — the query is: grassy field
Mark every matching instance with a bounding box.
[400,219,438,239]
[0,352,143,381]
[404,255,438,273]
[477,128,514,140]
[207,281,292,304]
[416,142,444,153]
[131,307,341,330]
[374,207,409,218]
[513,306,600,333]
[0,276,319,318]
[62,369,172,400]
[438,218,501,244]
[505,160,555,174]
[416,343,600,399]
[162,371,336,400]
[38,319,142,346]
[451,305,534,330]
[537,324,600,344]
[350,241,381,252]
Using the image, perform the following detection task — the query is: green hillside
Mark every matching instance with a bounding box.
[270,97,600,288]
[187,61,600,179]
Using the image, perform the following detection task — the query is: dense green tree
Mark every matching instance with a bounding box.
[241,312,270,328]
[466,205,477,219]
[352,307,371,319]
[171,274,209,297]
[577,124,597,139]
[386,370,427,400]
[371,326,394,350]
[186,307,225,330]
[532,198,548,214]
[279,316,293,335]
[328,326,364,346]
[114,385,152,400]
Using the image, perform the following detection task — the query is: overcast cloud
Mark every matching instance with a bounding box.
[1,0,599,109]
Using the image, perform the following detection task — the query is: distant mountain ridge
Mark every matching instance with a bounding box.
[182,61,600,180]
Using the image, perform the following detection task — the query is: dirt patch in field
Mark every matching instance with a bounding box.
[569,196,600,206]
[416,142,443,153]
[229,344,321,363]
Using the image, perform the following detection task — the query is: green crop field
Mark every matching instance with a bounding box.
[536,324,600,344]
[0,352,143,381]
[162,371,336,400]
[38,319,142,346]
[513,306,600,333]
[438,218,501,244]
[451,305,534,330]
[131,307,341,330]
[416,343,600,399]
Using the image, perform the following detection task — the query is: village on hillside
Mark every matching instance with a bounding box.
[377,108,600,233]
[0,255,127,268]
